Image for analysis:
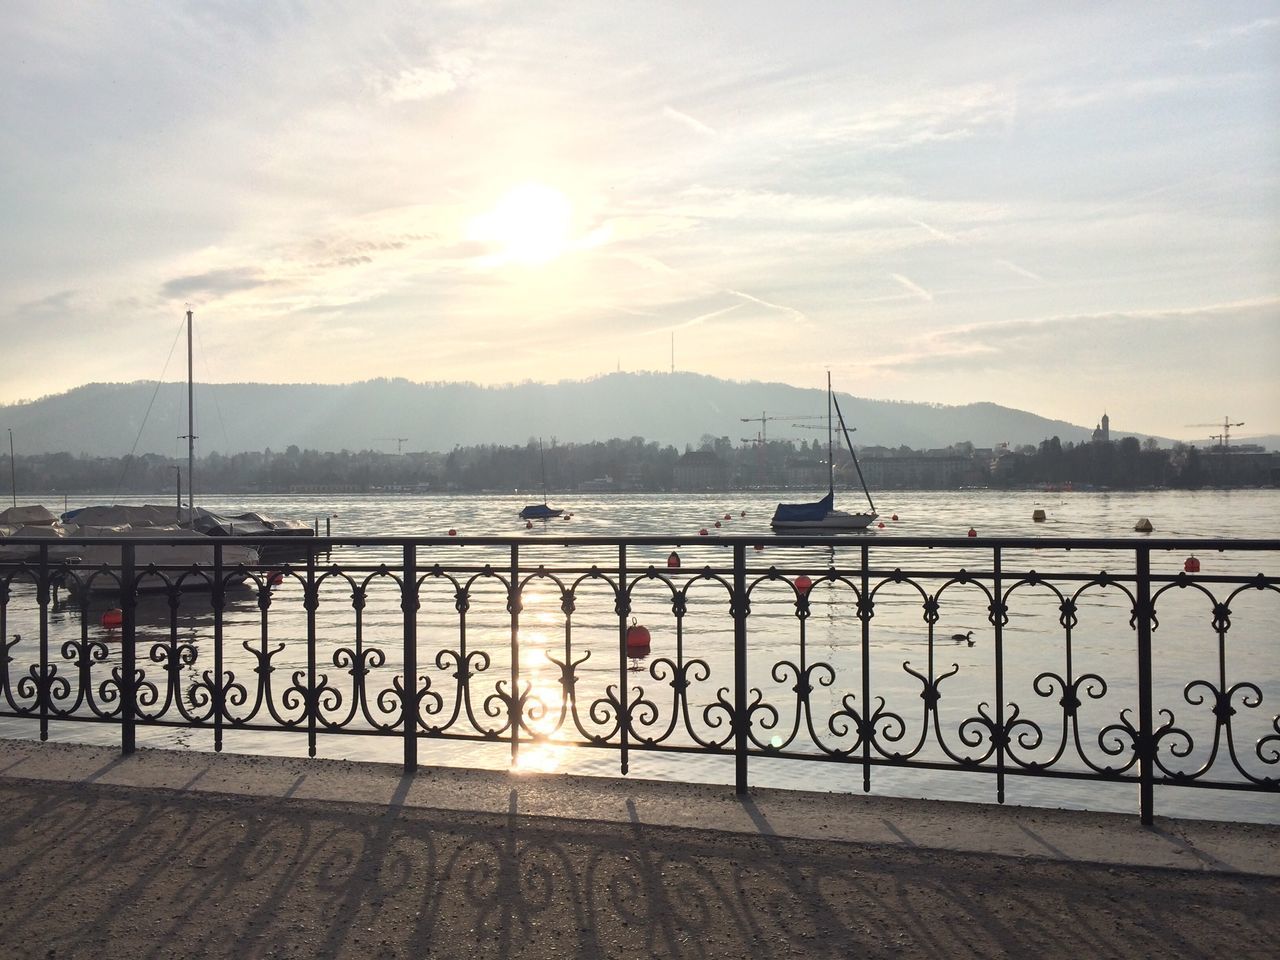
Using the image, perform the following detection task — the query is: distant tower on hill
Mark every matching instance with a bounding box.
[1092,412,1111,443]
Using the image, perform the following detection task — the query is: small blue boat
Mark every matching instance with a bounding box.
[519,438,565,521]
[771,374,877,532]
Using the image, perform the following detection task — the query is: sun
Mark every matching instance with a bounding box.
[468,182,574,266]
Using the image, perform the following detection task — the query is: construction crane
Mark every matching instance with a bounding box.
[739,412,825,445]
[375,437,409,454]
[1184,418,1244,451]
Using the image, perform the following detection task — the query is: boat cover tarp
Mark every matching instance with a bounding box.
[0,505,58,526]
[62,504,185,527]
[520,503,562,520]
[62,504,313,539]
[771,490,834,523]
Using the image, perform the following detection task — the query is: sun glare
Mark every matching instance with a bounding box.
[468,183,574,265]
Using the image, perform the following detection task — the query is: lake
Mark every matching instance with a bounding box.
[3,487,1278,823]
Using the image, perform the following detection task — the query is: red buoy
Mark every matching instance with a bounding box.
[723,513,731,520]
[753,543,764,552]
[740,510,746,517]
[699,528,709,536]
[525,520,533,529]
[1184,556,1201,573]
[625,620,651,659]
[714,520,722,528]
[795,574,813,594]
[877,521,885,528]
[667,551,680,568]
[891,514,899,521]
[448,528,457,536]
[100,608,123,629]
[967,528,977,538]
[268,571,284,586]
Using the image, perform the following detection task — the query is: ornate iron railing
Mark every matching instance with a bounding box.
[1,534,1276,823]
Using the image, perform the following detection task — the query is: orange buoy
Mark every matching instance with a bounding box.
[1184,556,1200,573]
[967,528,977,538]
[448,528,457,536]
[100,608,123,628]
[625,619,651,659]
[891,514,898,521]
[667,551,680,568]
[699,528,709,536]
[795,574,813,593]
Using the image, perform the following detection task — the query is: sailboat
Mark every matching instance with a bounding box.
[519,438,564,521]
[55,310,264,592]
[770,374,878,532]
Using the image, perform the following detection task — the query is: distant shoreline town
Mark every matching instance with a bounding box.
[5,433,1277,496]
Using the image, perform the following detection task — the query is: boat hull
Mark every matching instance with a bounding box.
[519,504,564,520]
[771,510,877,532]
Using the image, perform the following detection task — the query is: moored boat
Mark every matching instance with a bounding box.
[519,438,565,521]
[771,374,878,533]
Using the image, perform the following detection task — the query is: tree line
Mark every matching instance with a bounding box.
[0,434,1268,496]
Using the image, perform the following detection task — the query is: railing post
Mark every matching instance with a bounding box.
[121,543,136,755]
[860,543,871,793]
[403,544,418,771]
[305,546,317,758]
[37,544,50,743]
[1136,545,1155,825]
[733,542,748,794]
[993,546,1005,805]
[618,544,629,776]
[509,542,520,769]
[213,544,224,753]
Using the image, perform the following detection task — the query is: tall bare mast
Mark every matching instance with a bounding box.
[185,310,196,526]
[826,370,834,497]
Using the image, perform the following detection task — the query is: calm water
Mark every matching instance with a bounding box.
[5,488,1278,823]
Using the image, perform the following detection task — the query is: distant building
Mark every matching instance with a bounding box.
[859,455,983,489]
[1092,413,1111,444]
[674,450,729,490]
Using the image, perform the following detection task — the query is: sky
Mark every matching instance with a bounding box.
[1,1,1277,443]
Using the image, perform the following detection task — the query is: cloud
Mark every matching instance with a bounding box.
[662,105,716,136]
[910,219,961,244]
[869,297,1280,374]
[374,53,472,102]
[725,289,807,323]
[890,273,934,302]
[161,267,275,300]
[1191,17,1279,48]
[994,259,1044,282]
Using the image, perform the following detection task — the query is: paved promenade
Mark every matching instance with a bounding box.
[0,739,1276,959]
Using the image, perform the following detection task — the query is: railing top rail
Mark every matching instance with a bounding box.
[2,534,1279,550]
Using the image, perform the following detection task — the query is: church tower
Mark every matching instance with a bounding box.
[1101,412,1110,443]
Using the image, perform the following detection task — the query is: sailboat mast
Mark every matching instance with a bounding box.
[186,309,195,527]
[826,370,834,496]
[539,438,548,505]
[831,391,877,514]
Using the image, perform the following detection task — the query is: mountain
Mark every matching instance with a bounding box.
[2,373,1108,456]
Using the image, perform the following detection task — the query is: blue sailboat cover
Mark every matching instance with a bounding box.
[520,503,561,520]
[771,490,834,523]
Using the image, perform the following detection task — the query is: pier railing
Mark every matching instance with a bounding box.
[1,534,1276,823]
